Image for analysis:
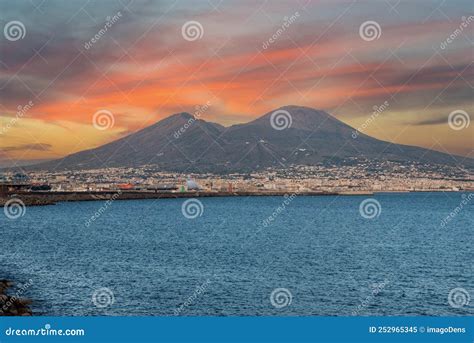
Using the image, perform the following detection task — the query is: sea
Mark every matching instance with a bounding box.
[2,192,473,316]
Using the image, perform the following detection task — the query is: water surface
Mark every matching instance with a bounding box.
[2,192,472,316]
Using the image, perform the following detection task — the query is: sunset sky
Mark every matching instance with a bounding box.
[1,0,473,167]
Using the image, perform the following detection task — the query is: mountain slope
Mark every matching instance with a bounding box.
[28,106,473,172]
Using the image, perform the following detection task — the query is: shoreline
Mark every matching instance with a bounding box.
[0,189,471,207]
[0,280,32,316]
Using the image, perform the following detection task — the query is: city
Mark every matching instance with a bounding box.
[1,158,472,206]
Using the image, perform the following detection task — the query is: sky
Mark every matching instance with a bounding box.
[0,0,473,167]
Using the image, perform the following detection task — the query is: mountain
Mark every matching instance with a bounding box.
[26,105,473,172]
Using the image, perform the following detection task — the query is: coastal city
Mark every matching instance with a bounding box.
[1,159,472,199]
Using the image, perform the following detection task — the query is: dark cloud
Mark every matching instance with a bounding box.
[379,63,473,90]
[411,117,448,126]
[2,143,53,152]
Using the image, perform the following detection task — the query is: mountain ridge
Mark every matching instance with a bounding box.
[16,105,474,172]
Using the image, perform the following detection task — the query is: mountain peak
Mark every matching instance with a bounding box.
[161,112,194,123]
[171,112,194,119]
[250,105,338,131]
[150,111,196,129]
[277,104,327,113]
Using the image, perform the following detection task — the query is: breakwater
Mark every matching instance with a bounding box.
[1,190,355,206]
